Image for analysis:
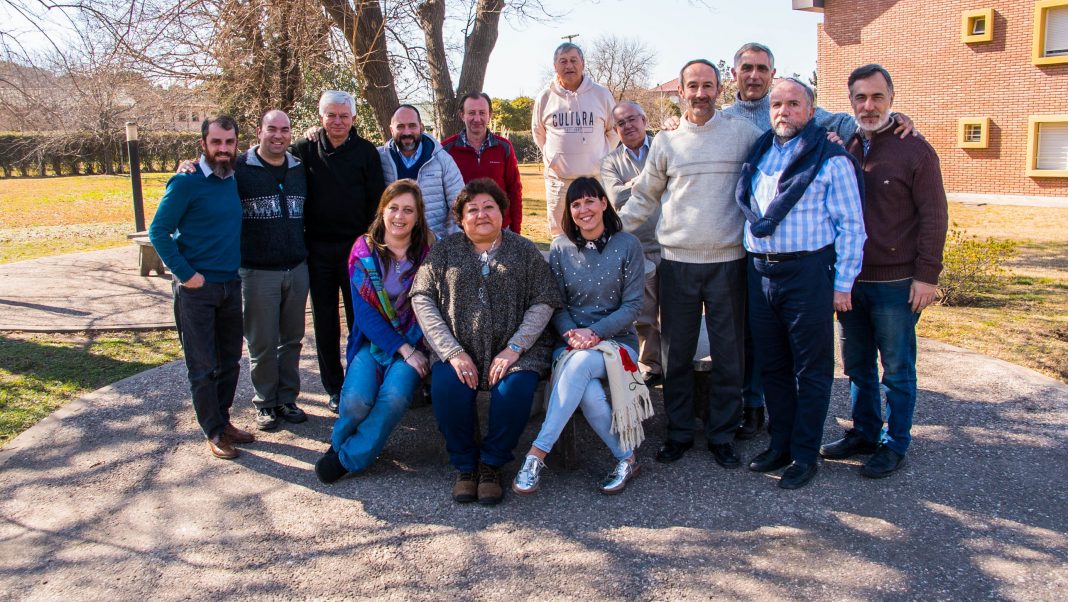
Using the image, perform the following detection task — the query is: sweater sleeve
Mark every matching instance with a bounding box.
[814,107,859,142]
[351,285,407,357]
[619,136,665,233]
[600,152,630,209]
[503,140,524,233]
[508,303,555,351]
[411,294,464,361]
[587,237,644,339]
[549,246,580,337]
[910,146,949,285]
[531,90,547,150]
[148,175,196,283]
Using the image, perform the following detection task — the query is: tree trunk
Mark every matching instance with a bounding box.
[416,0,456,136]
[451,0,504,134]
[320,0,399,141]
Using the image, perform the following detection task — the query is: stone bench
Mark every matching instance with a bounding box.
[128,232,166,277]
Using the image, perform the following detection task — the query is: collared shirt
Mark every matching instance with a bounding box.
[399,141,424,170]
[625,136,650,164]
[198,155,235,180]
[458,129,492,158]
[744,135,866,292]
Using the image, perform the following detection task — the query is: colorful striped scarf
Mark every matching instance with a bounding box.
[348,235,428,366]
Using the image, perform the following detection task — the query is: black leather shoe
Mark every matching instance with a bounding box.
[655,439,693,463]
[278,402,307,423]
[778,461,818,489]
[748,447,791,472]
[861,445,908,479]
[819,429,879,459]
[315,447,348,484]
[327,394,340,414]
[735,406,765,440]
[708,442,741,469]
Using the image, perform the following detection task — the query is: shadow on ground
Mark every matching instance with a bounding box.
[0,338,1065,600]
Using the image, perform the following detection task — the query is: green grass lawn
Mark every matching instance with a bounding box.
[0,331,182,446]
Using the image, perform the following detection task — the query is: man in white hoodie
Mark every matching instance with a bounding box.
[532,42,618,237]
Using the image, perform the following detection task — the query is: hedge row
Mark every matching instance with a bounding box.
[0,131,202,178]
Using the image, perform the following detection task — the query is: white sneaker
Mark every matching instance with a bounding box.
[512,454,545,494]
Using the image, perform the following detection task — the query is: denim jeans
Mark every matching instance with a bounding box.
[331,342,421,473]
[838,279,920,455]
[532,347,635,461]
[172,278,244,439]
[240,262,309,409]
[431,362,539,471]
[748,248,836,464]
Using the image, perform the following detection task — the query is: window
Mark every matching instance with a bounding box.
[1033,0,1068,65]
[962,9,994,43]
[958,117,990,149]
[1026,115,1068,177]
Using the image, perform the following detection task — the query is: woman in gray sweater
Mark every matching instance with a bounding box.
[513,177,646,495]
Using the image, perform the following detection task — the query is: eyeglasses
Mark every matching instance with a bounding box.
[614,115,643,129]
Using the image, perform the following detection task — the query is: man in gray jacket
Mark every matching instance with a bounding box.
[600,100,661,386]
[378,105,464,239]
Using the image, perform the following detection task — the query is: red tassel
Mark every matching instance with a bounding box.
[618,346,638,372]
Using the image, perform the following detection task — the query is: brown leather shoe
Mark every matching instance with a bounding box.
[206,434,239,460]
[452,471,478,503]
[477,463,504,506]
[223,423,255,445]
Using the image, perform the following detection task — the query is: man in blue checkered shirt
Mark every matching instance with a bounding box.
[736,78,866,490]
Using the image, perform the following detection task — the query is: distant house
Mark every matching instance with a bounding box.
[795,0,1068,202]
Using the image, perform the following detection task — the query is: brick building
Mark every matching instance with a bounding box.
[794,0,1068,202]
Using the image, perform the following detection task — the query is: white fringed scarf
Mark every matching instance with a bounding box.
[549,340,654,451]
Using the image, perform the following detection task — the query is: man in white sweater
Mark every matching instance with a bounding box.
[617,59,762,469]
[532,42,618,237]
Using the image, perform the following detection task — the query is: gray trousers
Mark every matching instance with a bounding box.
[658,258,745,444]
[239,262,310,409]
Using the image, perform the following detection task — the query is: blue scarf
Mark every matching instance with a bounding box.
[735,119,864,238]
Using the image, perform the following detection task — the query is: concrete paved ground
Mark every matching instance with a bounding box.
[0,334,1065,600]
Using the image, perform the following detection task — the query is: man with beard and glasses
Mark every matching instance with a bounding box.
[150,115,251,460]
[820,65,948,480]
[292,91,385,414]
[616,60,762,471]
[378,104,464,239]
[736,79,866,490]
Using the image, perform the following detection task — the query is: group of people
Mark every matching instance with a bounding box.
[148,39,948,502]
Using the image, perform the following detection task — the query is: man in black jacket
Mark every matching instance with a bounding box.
[291,91,386,412]
[236,110,311,430]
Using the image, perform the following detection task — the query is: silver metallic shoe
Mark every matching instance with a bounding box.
[599,459,640,495]
[512,454,545,494]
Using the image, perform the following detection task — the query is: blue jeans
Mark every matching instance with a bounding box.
[172,279,244,439]
[533,347,634,461]
[431,362,539,471]
[838,280,920,455]
[748,248,836,464]
[331,342,422,473]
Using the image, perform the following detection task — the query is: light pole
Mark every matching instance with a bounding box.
[125,121,145,232]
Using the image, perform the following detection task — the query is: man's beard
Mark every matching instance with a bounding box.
[396,134,418,153]
[773,122,801,139]
[207,152,236,178]
[854,112,891,133]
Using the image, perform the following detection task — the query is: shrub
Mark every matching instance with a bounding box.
[937,229,1018,306]
[505,132,542,164]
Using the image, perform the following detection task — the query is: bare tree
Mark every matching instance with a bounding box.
[587,34,656,101]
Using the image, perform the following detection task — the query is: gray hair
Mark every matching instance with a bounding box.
[612,100,646,118]
[318,90,356,116]
[554,42,584,61]
[775,78,815,105]
[848,63,894,94]
[733,42,775,68]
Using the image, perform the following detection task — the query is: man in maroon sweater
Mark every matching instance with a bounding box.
[441,92,523,233]
[820,64,949,478]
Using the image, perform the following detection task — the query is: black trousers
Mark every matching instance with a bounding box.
[658,257,746,444]
[306,238,356,396]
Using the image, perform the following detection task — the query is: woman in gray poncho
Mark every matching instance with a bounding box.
[410,178,561,506]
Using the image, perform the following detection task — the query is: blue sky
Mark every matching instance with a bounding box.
[483,0,826,98]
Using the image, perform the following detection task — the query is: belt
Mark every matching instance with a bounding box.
[750,244,833,264]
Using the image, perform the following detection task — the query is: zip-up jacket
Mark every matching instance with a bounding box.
[378,133,465,239]
[440,130,523,232]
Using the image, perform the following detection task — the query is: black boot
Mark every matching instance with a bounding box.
[735,406,765,440]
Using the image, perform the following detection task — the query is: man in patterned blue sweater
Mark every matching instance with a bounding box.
[149,115,252,460]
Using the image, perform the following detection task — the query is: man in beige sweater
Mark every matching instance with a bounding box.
[617,59,762,469]
[532,42,618,237]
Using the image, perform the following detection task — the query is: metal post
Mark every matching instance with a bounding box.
[126,121,145,232]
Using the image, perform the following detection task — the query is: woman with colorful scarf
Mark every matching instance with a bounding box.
[315,179,432,483]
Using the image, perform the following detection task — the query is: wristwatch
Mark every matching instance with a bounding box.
[508,343,523,354]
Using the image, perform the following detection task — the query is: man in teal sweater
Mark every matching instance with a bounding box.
[149,115,252,460]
